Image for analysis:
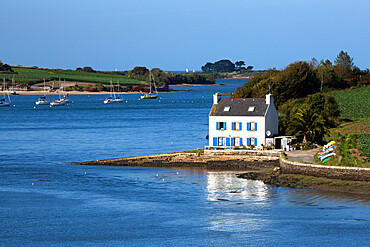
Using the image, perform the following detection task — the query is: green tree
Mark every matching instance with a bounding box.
[315,59,342,91]
[235,61,245,68]
[201,59,235,73]
[129,66,149,81]
[334,51,354,79]
[0,60,14,72]
[287,104,328,143]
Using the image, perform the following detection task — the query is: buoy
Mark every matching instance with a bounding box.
[33,106,36,109]
[32,183,34,186]
[84,172,87,174]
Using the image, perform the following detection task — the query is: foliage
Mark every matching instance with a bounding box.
[76,66,95,73]
[169,73,215,85]
[0,67,140,86]
[234,61,320,107]
[0,61,13,72]
[315,59,343,91]
[235,61,245,69]
[129,66,215,88]
[359,134,370,163]
[287,104,328,143]
[334,51,354,79]
[330,87,370,119]
[234,51,369,108]
[128,66,149,81]
[201,59,236,73]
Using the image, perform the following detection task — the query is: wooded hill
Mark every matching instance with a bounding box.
[233,51,370,144]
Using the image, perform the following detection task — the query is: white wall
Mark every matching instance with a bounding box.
[209,116,266,147]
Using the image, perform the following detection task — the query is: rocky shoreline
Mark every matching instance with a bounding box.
[72,151,370,195]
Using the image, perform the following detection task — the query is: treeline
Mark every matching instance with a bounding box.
[201,59,253,73]
[128,67,215,88]
[233,51,370,144]
[234,51,369,107]
[0,60,13,72]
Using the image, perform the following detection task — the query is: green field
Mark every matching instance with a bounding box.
[359,134,370,163]
[331,87,370,119]
[0,68,142,86]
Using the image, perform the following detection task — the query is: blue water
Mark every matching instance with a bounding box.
[1,79,369,246]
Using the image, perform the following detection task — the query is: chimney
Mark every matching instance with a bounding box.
[266,94,274,106]
[213,93,221,104]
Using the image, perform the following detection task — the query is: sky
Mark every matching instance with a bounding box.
[1,0,369,71]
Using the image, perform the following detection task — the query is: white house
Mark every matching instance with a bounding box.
[208,93,278,148]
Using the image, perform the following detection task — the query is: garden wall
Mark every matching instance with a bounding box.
[279,153,370,181]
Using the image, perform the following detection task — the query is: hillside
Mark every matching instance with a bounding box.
[0,67,141,86]
[330,87,370,119]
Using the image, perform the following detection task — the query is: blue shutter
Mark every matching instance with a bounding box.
[247,123,250,131]
[213,137,217,146]
[231,138,235,146]
[226,137,230,147]
[247,138,250,146]
[224,122,227,130]
[240,138,243,145]
[255,138,257,146]
[255,122,257,131]
[232,122,235,130]
[239,122,242,130]
[216,122,219,130]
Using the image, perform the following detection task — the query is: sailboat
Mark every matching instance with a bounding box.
[10,78,18,95]
[140,69,158,99]
[114,80,123,103]
[0,79,11,107]
[50,79,66,106]
[35,79,50,105]
[103,80,116,104]
[60,79,71,103]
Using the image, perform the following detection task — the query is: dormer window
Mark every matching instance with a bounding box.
[248,106,255,112]
[223,106,230,112]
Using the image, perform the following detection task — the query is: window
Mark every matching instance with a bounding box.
[234,137,241,146]
[248,106,255,112]
[250,137,255,146]
[250,122,255,131]
[232,122,242,130]
[247,122,257,131]
[217,122,226,130]
[218,137,225,146]
[247,137,257,146]
[223,106,230,112]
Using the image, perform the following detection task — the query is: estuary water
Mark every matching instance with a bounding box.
[1,79,369,246]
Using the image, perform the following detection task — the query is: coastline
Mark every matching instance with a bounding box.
[8,91,161,96]
[72,150,370,195]
[7,83,224,95]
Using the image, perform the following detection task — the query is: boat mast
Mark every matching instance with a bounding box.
[149,68,152,94]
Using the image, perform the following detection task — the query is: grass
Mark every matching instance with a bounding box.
[359,134,370,163]
[0,67,142,86]
[330,87,370,119]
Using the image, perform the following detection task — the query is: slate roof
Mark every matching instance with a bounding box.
[210,98,267,116]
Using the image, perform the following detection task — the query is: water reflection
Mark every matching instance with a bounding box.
[205,172,272,232]
[206,172,270,202]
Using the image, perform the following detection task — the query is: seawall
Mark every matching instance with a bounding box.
[279,152,370,181]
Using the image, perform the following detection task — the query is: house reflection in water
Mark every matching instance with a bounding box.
[205,172,272,233]
[206,172,270,202]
